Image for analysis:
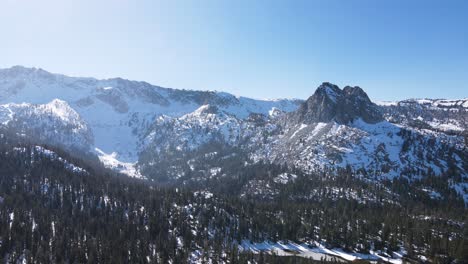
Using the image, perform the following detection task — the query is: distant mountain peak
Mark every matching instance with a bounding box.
[291,83,383,124]
[1,65,51,77]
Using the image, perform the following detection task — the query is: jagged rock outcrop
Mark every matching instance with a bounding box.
[290,82,383,124]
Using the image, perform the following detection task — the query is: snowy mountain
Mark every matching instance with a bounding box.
[0,66,466,203]
[0,99,93,151]
[0,66,300,176]
[264,85,467,177]
[137,82,467,203]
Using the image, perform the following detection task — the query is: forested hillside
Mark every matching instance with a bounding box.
[0,131,466,263]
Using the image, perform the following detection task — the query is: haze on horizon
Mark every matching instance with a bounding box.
[0,0,467,101]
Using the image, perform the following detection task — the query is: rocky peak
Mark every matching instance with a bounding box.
[41,99,82,123]
[290,83,383,124]
[343,86,369,100]
[315,82,342,103]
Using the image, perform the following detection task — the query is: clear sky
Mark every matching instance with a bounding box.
[0,0,467,101]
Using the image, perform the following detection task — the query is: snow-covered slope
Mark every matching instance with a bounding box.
[0,99,93,150]
[377,98,468,132]
[0,66,301,176]
[137,83,467,202]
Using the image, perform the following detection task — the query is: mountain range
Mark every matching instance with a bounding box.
[0,66,467,263]
[0,66,465,202]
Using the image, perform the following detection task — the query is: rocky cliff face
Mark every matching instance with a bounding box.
[290,82,383,124]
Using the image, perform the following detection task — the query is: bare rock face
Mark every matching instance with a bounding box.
[290,82,383,124]
[340,85,383,124]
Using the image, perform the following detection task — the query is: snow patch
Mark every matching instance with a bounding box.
[290,124,308,139]
[273,173,298,184]
[240,240,403,263]
[95,148,142,178]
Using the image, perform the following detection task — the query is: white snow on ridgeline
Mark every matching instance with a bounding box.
[0,99,83,126]
[378,98,468,109]
[415,99,433,105]
[219,94,300,119]
[375,101,398,106]
[39,99,81,123]
[430,98,468,108]
[188,104,212,116]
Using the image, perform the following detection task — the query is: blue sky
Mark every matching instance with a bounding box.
[0,0,467,101]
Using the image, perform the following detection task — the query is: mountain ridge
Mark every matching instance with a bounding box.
[0,66,301,174]
[0,66,466,204]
